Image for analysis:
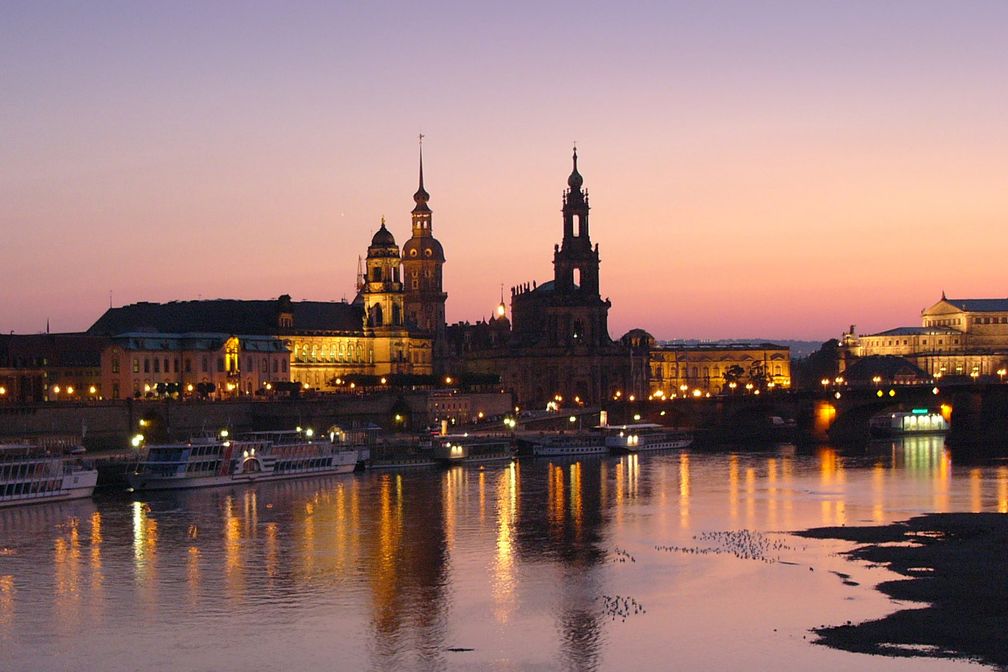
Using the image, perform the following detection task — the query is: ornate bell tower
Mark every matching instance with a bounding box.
[402,136,448,370]
[363,218,406,334]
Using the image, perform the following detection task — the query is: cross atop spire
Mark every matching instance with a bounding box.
[413,134,431,213]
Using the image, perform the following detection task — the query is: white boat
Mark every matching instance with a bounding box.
[604,424,693,453]
[0,444,98,508]
[430,433,514,464]
[523,431,608,457]
[128,430,358,491]
[870,410,949,438]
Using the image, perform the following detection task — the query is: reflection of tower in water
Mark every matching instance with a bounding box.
[517,458,615,671]
[367,471,450,669]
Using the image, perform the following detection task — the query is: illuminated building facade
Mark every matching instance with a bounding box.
[647,342,791,396]
[100,333,289,399]
[844,294,1008,380]
[87,151,443,392]
[0,334,105,402]
[453,150,630,405]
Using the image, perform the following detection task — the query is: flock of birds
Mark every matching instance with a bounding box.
[599,594,646,622]
[610,546,636,563]
[654,529,796,563]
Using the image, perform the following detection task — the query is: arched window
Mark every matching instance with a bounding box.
[372,304,383,327]
[573,268,581,288]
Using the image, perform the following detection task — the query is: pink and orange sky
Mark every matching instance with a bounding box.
[3,2,1007,341]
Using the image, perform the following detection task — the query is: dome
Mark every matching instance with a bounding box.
[371,220,396,247]
[402,236,445,262]
[567,148,583,191]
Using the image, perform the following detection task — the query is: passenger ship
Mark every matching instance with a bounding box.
[0,444,98,508]
[128,430,359,491]
[604,424,693,453]
[521,431,608,457]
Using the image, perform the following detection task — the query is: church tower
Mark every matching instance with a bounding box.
[550,147,612,348]
[554,147,601,297]
[402,138,448,370]
[363,218,405,333]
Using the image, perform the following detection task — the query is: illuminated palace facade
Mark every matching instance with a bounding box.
[842,294,1008,380]
[87,152,446,397]
[452,150,631,405]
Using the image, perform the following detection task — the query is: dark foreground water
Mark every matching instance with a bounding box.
[2,436,1007,672]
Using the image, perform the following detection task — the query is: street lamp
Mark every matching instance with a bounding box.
[999,368,1007,383]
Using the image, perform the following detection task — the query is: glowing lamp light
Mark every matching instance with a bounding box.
[0,386,6,396]
[569,415,576,423]
[219,429,229,438]
[633,413,641,421]
[835,391,842,399]
[380,377,387,384]
[88,385,97,395]
[889,389,896,397]
[876,390,884,397]
[66,386,74,395]
[445,376,454,385]
[305,428,314,438]
[186,383,194,392]
[628,395,636,402]
[131,434,144,448]
[933,387,940,395]
[692,389,702,398]
[53,385,61,394]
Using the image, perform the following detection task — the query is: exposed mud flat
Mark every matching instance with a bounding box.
[797,513,1008,670]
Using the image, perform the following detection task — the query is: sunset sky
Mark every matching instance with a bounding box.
[3,2,1007,341]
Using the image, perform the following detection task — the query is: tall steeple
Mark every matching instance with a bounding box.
[402,135,448,371]
[412,133,432,235]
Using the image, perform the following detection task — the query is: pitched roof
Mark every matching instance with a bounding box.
[88,299,363,336]
[944,298,1008,312]
[865,326,960,337]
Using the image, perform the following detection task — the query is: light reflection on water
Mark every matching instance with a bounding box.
[1,438,1006,671]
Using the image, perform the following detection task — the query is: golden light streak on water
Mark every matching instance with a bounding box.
[745,466,756,526]
[728,454,739,523]
[88,511,104,621]
[548,464,565,536]
[492,465,517,624]
[679,453,690,528]
[970,468,983,512]
[781,456,795,529]
[0,574,13,631]
[264,522,279,582]
[998,467,1008,513]
[934,448,951,512]
[186,546,200,606]
[570,461,583,539]
[872,463,886,522]
[224,496,244,598]
[479,470,487,527]
[767,458,778,529]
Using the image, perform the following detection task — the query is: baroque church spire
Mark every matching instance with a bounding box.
[413,133,431,214]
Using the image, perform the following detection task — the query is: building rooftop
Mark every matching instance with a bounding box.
[88,299,363,336]
[942,298,1008,312]
[864,326,960,337]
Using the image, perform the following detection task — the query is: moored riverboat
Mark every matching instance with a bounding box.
[604,424,693,453]
[430,433,515,464]
[128,430,359,491]
[869,410,949,438]
[0,444,98,508]
[520,430,608,457]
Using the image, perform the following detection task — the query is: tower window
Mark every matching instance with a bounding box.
[372,267,382,282]
[410,249,417,257]
[573,268,581,288]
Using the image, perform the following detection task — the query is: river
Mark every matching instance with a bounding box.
[2,436,1006,671]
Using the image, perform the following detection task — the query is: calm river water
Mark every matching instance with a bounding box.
[2,437,1007,671]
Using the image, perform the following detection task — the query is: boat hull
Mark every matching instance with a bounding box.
[0,470,98,508]
[128,460,356,491]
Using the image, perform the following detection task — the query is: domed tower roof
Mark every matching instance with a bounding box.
[402,236,445,262]
[368,218,400,259]
[567,146,584,192]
